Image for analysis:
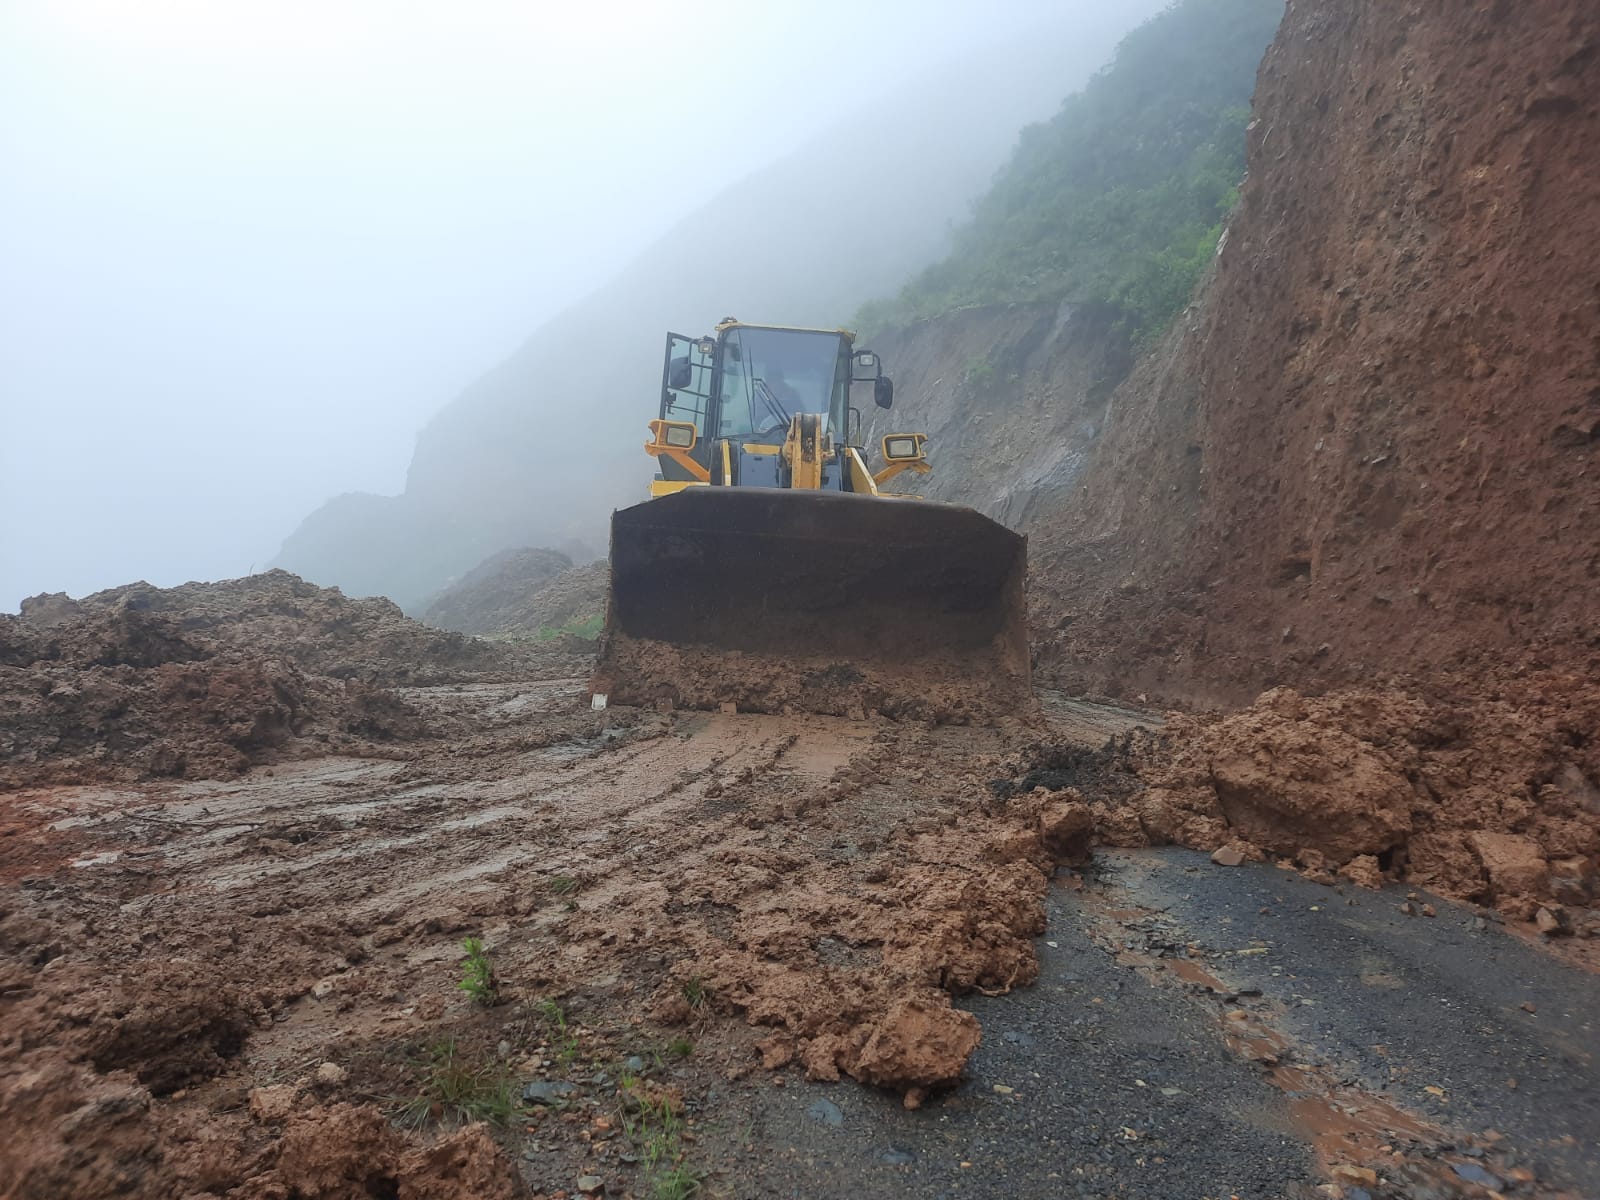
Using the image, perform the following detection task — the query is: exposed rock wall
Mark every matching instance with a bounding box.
[865,303,1132,527]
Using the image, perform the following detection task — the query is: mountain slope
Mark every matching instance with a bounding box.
[857,0,1283,522]
[857,0,1284,341]
[272,12,1161,610]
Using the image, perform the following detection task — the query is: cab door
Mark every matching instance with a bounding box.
[660,333,715,478]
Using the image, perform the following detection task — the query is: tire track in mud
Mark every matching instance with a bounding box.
[0,686,1151,1198]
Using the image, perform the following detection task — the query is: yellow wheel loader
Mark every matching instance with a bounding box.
[589,319,1030,723]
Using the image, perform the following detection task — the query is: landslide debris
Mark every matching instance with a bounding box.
[0,570,565,786]
[1004,682,1600,929]
[419,547,601,640]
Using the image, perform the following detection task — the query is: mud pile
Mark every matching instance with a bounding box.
[549,726,1086,1105]
[0,571,562,785]
[40,570,534,686]
[420,547,580,636]
[513,561,608,636]
[1010,681,1600,929]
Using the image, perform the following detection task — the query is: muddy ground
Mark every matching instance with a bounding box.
[3,598,1597,1200]
[1,573,1596,1198]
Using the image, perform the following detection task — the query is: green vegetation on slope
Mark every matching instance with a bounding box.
[857,0,1283,342]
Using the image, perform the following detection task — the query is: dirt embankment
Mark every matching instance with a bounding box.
[0,571,579,786]
[422,553,601,643]
[1008,0,1600,706]
[1002,682,1600,938]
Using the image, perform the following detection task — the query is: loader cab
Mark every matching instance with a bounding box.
[663,324,852,442]
[655,320,903,492]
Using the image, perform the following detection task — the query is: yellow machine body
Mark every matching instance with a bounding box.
[590,320,1030,722]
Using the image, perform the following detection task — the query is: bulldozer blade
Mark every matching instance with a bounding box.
[590,488,1031,723]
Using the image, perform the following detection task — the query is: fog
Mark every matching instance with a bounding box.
[1,0,1161,611]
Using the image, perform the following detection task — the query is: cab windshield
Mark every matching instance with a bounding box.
[716,328,847,441]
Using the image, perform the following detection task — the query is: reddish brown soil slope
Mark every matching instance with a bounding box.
[1032,0,1600,706]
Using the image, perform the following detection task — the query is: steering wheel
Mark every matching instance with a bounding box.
[753,422,790,442]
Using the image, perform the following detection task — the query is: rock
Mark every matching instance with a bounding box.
[1467,832,1548,900]
[1038,801,1094,862]
[1421,904,1436,918]
[1338,854,1384,890]
[1331,1164,1378,1187]
[1211,845,1246,867]
[248,1084,300,1121]
[1200,703,1414,861]
[1398,902,1415,916]
[311,977,337,999]
[1451,1162,1502,1189]
[1548,856,1594,905]
[314,1061,348,1086]
[522,1080,577,1105]
[1520,1001,1537,1014]
[880,1147,915,1166]
[1534,905,1569,936]
[804,1098,843,1127]
[1553,763,1600,815]
[576,1174,605,1194]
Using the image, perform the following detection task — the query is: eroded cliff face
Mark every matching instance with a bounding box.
[864,304,1131,527]
[886,0,1599,707]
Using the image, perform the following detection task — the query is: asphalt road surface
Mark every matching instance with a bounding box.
[702,848,1599,1199]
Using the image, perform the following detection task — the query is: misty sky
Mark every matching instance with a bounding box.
[1,0,1141,610]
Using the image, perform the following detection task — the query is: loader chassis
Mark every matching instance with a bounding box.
[590,319,1031,722]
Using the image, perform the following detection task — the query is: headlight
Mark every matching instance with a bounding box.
[664,424,695,448]
[883,435,922,460]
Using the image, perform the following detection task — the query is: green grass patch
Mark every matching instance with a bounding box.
[536,612,604,642]
[457,936,498,1006]
[853,0,1282,345]
[394,1037,520,1129]
[618,1073,704,1200]
[680,977,709,1010]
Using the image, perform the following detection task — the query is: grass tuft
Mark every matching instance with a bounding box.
[394,1037,520,1129]
[681,976,709,1009]
[457,936,498,1006]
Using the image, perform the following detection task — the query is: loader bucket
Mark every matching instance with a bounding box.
[590,488,1031,723]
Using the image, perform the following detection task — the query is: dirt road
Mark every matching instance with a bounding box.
[2,670,1596,1199]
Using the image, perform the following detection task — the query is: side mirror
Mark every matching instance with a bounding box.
[874,376,894,410]
[668,356,693,390]
[881,432,927,462]
[851,350,882,382]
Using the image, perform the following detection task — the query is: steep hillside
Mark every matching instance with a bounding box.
[422,554,607,640]
[1016,0,1600,705]
[858,0,1285,341]
[860,0,1598,714]
[858,0,1283,520]
[271,14,1159,610]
